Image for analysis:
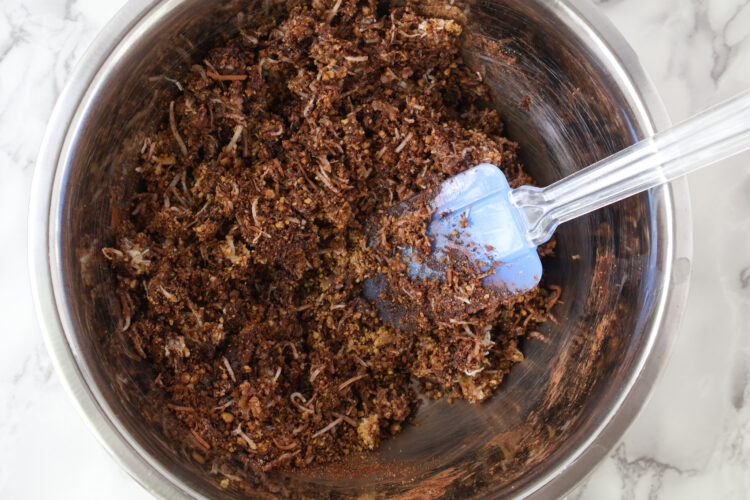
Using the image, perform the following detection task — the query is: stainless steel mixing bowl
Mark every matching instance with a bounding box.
[29,0,692,498]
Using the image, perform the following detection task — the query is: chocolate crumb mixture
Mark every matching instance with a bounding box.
[103,0,558,471]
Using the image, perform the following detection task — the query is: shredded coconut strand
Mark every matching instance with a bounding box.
[312,416,344,438]
[338,374,367,391]
[225,125,244,152]
[222,356,236,383]
[149,74,184,91]
[232,424,258,450]
[169,101,188,157]
[395,132,413,153]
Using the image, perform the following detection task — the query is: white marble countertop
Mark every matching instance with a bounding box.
[1,0,748,498]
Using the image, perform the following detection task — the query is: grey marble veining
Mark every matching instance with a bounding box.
[1,0,748,498]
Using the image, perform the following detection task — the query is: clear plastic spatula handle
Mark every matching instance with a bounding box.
[510,89,750,246]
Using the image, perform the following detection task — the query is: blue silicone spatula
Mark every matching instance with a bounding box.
[369,89,750,300]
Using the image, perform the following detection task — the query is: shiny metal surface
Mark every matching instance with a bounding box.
[29,0,692,498]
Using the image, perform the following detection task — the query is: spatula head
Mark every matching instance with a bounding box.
[409,163,542,294]
[363,164,543,326]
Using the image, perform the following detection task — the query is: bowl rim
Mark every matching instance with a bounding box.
[28,0,693,498]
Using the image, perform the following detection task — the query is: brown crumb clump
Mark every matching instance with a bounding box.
[103,0,557,473]
[518,95,532,111]
[357,414,380,450]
